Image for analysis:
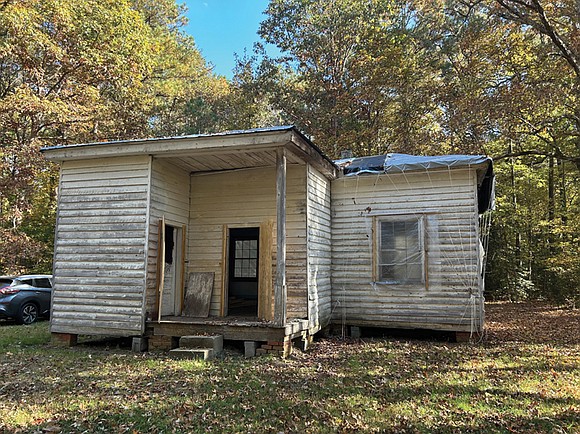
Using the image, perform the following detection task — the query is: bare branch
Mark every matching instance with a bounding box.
[495,149,580,164]
[496,0,580,79]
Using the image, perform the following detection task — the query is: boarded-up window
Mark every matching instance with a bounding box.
[378,217,424,285]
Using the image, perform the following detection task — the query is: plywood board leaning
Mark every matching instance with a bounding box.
[183,272,215,317]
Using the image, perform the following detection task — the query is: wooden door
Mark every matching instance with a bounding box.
[159,223,184,317]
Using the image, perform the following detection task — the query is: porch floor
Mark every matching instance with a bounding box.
[148,316,309,342]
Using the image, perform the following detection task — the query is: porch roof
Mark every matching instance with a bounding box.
[41,126,338,179]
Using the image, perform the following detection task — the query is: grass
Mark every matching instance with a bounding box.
[1,304,579,433]
[0,321,51,350]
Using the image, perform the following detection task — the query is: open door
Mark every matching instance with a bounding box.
[227,227,259,316]
[158,221,185,317]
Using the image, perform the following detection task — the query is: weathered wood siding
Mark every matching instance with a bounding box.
[306,165,332,331]
[145,159,191,315]
[188,165,308,319]
[331,168,483,332]
[51,156,151,335]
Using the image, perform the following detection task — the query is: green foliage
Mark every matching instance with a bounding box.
[221,47,283,130]
[256,0,453,157]
[252,0,579,303]
[0,0,225,274]
[541,214,580,305]
[485,152,579,304]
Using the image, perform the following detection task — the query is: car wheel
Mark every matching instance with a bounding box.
[18,302,39,325]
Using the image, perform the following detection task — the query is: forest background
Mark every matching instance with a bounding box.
[0,0,578,305]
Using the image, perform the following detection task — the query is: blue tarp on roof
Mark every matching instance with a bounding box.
[339,153,491,176]
[336,153,495,213]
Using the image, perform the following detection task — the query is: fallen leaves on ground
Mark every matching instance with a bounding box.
[1,302,579,433]
[485,301,580,345]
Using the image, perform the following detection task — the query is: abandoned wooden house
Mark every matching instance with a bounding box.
[41,126,494,355]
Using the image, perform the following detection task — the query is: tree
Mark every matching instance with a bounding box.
[257,0,452,157]
[485,0,580,304]
[255,0,578,303]
[496,0,580,79]
[0,0,223,273]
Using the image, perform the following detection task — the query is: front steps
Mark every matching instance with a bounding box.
[169,335,223,361]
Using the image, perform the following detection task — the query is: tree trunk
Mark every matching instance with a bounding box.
[558,158,567,224]
[548,155,555,256]
[509,143,522,268]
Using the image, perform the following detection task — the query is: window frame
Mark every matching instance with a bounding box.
[232,238,259,280]
[228,228,260,283]
[374,214,427,287]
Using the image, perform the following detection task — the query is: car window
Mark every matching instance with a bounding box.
[34,278,52,289]
[14,278,33,286]
[0,278,13,288]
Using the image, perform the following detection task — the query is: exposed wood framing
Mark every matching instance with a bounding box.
[285,135,337,179]
[151,318,309,342]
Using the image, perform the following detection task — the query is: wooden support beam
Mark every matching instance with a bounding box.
[274,147,287,327]
[258,219,274,321]
[285,134,338,179]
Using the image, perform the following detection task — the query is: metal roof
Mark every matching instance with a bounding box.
[40,125,338,178]
[40,125,298,152]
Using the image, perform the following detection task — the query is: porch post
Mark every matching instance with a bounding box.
[274,147,287,327]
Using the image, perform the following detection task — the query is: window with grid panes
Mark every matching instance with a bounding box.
[378,218,424,285]
[233,239,258,278]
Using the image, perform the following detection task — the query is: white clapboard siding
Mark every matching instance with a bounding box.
[145,159,191,314]
[188,165,308,319]
[306,164,332,332]
[331,168,483,332]
[51,156,151,336]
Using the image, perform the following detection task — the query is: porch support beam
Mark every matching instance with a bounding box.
[274,147,287,327]
[286,133,338,179]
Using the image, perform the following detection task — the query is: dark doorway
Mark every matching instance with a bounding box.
[228,227,259,316]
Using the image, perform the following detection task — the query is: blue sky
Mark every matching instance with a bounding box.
[183,0,273,78]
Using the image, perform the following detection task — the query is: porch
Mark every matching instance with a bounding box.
[147,316,310,342]
[42,126,335,342]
